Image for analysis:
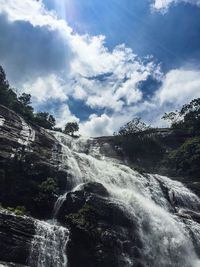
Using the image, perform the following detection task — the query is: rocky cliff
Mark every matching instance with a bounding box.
[0,104,70,218]
[0,209,34,266]
[0,105,143,266]
[0,104,200,267]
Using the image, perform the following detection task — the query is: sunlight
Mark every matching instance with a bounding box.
[53,0,76,22]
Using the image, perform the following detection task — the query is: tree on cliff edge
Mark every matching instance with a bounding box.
[116,118,150,136]
[64,122,79,136]
[162,98,200,134]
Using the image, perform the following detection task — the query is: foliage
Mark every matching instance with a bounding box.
[34,112,56,130]
[0,65,57,130]
[34,178,59,212]
[18,93,32,106]
[0,66,13,107]
[116,118,150,136]
[64,122,79,136]
[39,177,58,195]
[163,98,200,135]
[7,206,27,216]
[54,127,63,133]
[167,137,200,176]
[66,203,96,229]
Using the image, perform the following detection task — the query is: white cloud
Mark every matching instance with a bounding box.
[81,68,200,136]
[155,69,200,105]
[0,0,72,33]
[2,0,199,137]
[80,114,113,137]
[0,0,160,113]
[55,105,79,129]
[22,74,68,102]
[152,0,200,12]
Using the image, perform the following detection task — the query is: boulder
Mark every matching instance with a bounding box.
[57,182,143,267]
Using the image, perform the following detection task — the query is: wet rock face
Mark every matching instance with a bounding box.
[0,209,35,266]
[57,182,143,267]
[0,104,55,163]
[0,105,69,219]
[0,263,28,267]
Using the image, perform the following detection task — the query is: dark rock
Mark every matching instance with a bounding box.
[0,209,35,266]
[0,105,70,219]
[0,262,28,267]
[78,182,109,197]
[56,182,143,267]
[176,209,200,223]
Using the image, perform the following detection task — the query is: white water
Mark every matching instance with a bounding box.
[53,192,68,218]
[51,132,200,267]
[29,220,69,267]
[0,115,5,127]
[18,117,35,146]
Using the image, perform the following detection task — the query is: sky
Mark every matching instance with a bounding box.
[0,0,200,136]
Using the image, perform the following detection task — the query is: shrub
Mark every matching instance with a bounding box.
[7,206,27,216]
[167,137,200,176]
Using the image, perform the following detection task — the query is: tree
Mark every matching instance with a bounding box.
[162,98,200,134]
[48,115,56,128]
[34,112,56,129]
[64,122,79,136]
[0,66,6,83]
[18,93,32,106]
[0,65,57,129]
[162,111,179,125]
[0,66,17,107]
[117,118,150,136]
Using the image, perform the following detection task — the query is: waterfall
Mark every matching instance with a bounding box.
[18,117,35,146]
[53,192,68,219]
[51,131,200,267]
[29,220,69,267]
[0,115,5,126]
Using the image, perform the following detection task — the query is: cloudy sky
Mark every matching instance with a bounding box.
[0,0,200,136]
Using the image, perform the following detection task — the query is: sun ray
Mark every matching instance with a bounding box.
[53,0,76,22]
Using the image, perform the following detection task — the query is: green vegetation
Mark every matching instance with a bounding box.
[114,99,200,178]
[34,112,56,129]
[0,66,35,121]
[39,177,58,195]
[64,122,79,136]
[163,98,200,135]
[162,98,200,176]
[66,203,96,229]
[34,178,59,208]
[7,206,27,216]
[114,117,150,136]
[0,65,80,133]
[167,137,200,176]
[0,151,69,218]
[0,65,56,129]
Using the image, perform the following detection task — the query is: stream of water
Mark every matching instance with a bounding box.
[30,132,200,267]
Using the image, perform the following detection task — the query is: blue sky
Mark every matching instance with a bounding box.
[0,0,200,136]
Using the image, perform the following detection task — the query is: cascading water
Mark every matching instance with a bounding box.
[53,192,68,219]
[29,220,69,267]
[51,131,200,267]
